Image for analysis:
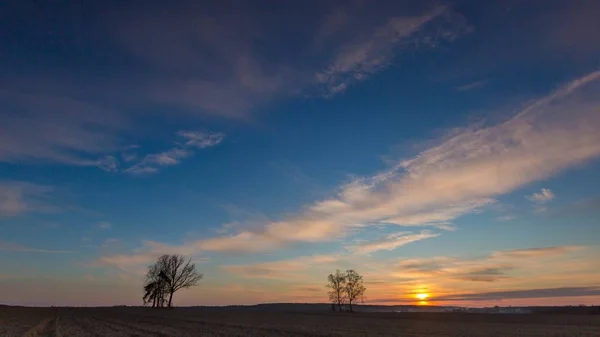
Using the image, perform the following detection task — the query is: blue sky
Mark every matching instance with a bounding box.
[1,0,600,307]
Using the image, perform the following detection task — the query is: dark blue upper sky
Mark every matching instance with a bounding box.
[1,0,600,306]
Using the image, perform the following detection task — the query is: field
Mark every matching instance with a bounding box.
[1,306,600,336]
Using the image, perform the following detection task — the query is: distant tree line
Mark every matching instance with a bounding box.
[143,254,203,308]
[326,269,366,312]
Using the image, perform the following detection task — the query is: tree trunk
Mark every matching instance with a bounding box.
[152,295,156,308]
[348,300,353,312]
[168,290,174,308]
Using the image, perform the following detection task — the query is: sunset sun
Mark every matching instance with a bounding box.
[416,293,429,300]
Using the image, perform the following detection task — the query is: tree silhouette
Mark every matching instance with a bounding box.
[326,269,347,312]
[162,254,203,307]
[143,267,169,307]
[143,254,203,308]
[344,269,366,312]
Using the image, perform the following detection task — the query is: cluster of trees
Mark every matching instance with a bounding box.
[143,254,203,308]
[326,269,366,312]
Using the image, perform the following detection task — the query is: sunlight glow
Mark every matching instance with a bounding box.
[416,293,429,300]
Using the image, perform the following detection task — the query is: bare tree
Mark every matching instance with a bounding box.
[144,254,203,308]
[161,254,204,307]
[326,269,347,312]
[344,269,366,312]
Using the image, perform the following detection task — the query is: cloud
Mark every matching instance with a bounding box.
[97,156,119,172]
[455,80,488,92]
[0,181,54,216]
[97,253,159,276]
[101,238,120,248]
[113,4,293,119]
[315,5,470,95]
[125,148,191,174]
[0,89,126,167]
[452,266,513,283]
[194,231,284,253]
[178,130,225,149]
[433,286,600,302]
[222,254,341,280]
[349,231,440,254]
[526,188,555,203]
[382,198,493,228]
[121,152,138,163]
[97,222,111,230]
[393,245,586,283]
[314,4,353,48]
[125,130,224,175]
[171,70,600,253]
[112,2,471,114]
[491,246,582,259]
[95,240,209,276]
[0,240,73,254]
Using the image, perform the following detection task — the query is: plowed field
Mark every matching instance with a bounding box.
[1,306,599,336]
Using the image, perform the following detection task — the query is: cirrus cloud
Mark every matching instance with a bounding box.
[192,70,600,253]
[348,230,440,255]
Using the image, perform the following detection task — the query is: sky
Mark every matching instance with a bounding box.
[1,0,599,307]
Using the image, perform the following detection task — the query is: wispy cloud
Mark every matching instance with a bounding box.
[178,130,225,149]
[496,215,516,222]
[315,5,469,96]
[349,231,439,254]
[97,222,112,230]
[125,130,224,175]
[101,238,120,248]
[0,240,73,254]
[125,148,191,174]
[433,286,600,302]
[455,79,488,92]
[222,254,341,280]
[526,188,555,213]
[113,2,471,113]
[0,89,126,167]
[452,266,513,283]
[526,188,555,203]
[393,245,586,283]
[113,4,292,119]
[192,70,600,252]
[0,181,54,216]
[491,246,582,259]
[95,240,209,276]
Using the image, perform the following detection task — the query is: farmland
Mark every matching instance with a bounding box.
[1,306,599,336]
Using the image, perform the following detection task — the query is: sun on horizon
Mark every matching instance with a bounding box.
[416,293,429,301]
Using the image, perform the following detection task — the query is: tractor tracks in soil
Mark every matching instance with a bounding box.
[21,313,62,337]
